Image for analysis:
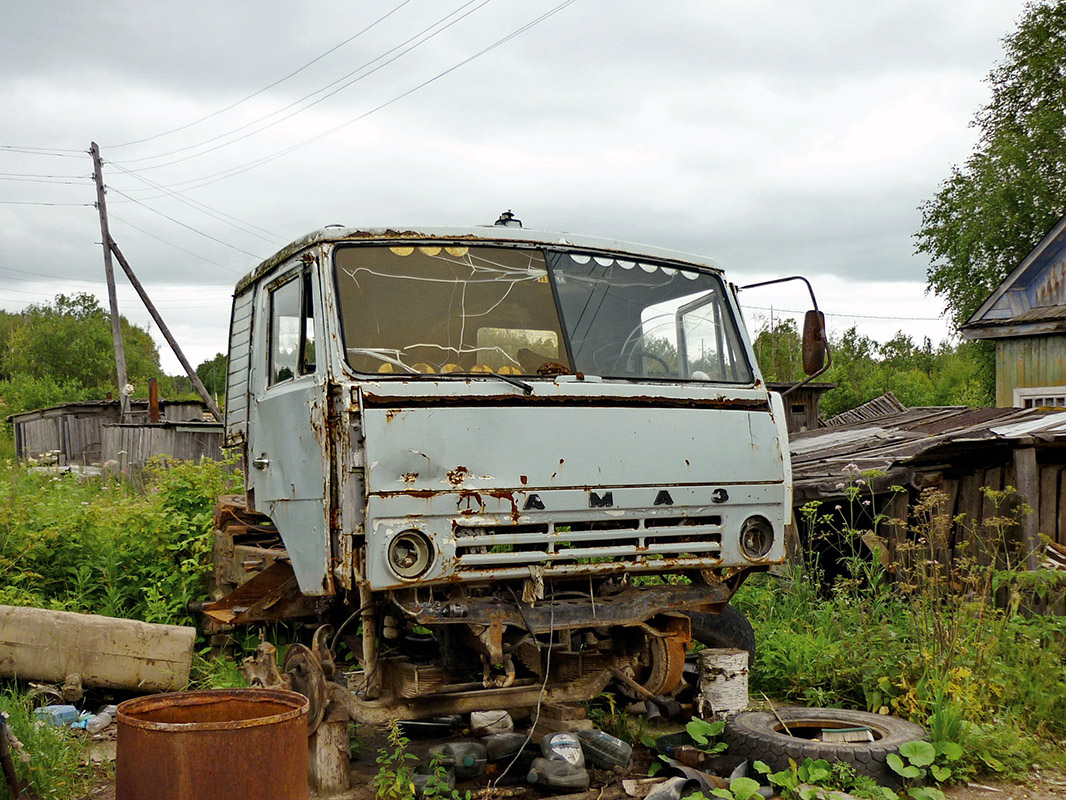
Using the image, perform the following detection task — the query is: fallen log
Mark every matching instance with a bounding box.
[0,605,195,692]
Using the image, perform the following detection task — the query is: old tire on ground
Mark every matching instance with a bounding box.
[687,605,756,665]
[722,707,928,789]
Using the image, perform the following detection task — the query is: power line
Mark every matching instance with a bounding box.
[113,0,492,170]
[742,303,942,322]
[107,162,285,244]
[108,188,263,261]
[106,0,416,150]
[108,212,245,272]
[0,145,86,157]
[0,200,93,206]
[131,0,578,192]
[0,175,90,185]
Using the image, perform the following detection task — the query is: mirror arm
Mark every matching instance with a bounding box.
[738,275,832,397]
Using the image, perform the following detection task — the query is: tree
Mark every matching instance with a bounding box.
[917,1,1066,330]
[4,293,160,391]
[196,352,228,400]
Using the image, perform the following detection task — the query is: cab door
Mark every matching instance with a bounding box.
[246,264,333,595]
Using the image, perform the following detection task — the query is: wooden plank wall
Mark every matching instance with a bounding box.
[102,425,224,471]
[995,334,1066,407]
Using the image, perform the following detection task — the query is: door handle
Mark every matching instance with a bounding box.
[253,455,270,470]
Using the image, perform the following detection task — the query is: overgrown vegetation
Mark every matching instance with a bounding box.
[734,472,1066,782]
[0,689,91,800]
[751,318,994,416]
[0,457,240,625]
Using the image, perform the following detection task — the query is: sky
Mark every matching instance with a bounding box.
[0,0,1034,375]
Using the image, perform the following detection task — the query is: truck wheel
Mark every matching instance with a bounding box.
[687,605,756,665]
[722,707,928,788]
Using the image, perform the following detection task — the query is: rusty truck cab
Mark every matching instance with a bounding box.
[209,224,795,723]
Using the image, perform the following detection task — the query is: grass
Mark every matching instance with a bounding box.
[2,459,1066,790]
[0,689,91,800]
[733,474,1066,781]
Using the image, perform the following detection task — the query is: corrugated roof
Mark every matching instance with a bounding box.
[823,392,907,427]
[791,405,1066,501]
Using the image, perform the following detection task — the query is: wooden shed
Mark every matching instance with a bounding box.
[789,403,1066,586]
[101,421,224,471]
[8,399,210,467]
[962,213,1066,407]
[768,382,834,434]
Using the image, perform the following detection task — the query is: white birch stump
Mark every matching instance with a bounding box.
[697,648,749,719]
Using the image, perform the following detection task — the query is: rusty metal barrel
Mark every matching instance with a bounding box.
[116,688,309,800]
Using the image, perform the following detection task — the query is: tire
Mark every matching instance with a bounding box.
[687,605,756,666]
[723,707,928,789]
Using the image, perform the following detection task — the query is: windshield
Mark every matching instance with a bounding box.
[332,244,753,383]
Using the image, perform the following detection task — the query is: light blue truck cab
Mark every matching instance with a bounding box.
[206,222,810,723]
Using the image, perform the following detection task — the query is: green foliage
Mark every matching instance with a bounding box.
[374,720,417,800]
[917,1,1066,329]
[4,293,160,392]
[751,758,890,800]
[733,474,1066,782]
[196,352,228,401]
[0,689,90,800]
[0,457,241,626]
[751,320,993,417]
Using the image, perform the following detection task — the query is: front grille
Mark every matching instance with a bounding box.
[453,514,722,570]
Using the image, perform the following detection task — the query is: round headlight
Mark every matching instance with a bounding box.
[739,516,775,560]
[388,530,434,579]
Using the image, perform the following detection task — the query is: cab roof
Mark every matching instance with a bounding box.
[235,225,723,294]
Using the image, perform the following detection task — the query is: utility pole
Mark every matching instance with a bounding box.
[108,238,223,422]
[91,142,130,420]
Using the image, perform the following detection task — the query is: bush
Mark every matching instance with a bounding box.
[0,457,241,626]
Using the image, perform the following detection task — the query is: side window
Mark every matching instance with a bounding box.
[268,272,315,385]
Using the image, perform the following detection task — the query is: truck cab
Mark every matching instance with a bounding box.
[206,223,808,723]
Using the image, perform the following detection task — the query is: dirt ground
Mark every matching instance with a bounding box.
[77,726,1066,800]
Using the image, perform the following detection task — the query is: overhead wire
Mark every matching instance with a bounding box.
[105,0,417,150]
[107,161,285,244]
[0,200,93,207]
[127,0,579,192]
[108,212,245,273]
[741,303,941,322]
[112,0,493,170]
[0,145,86,157]
[108,188,264,260]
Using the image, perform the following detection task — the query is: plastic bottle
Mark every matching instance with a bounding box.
[576,729,632,769]
[481,732,529,763]
[526,757,589,792]
[539,732,585,768]
[413,765,455,797]
[665,744,709,769]
[427,741,487,780]
[470,709,513,736]
[32,705,78,727]
[86,710,113,734]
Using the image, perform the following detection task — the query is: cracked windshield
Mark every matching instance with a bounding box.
[333,244,753,382]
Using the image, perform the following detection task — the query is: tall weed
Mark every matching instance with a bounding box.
[734,472,1066,779]
[0,456,241,626]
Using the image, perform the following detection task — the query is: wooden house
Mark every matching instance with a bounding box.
[962,214,1066,407]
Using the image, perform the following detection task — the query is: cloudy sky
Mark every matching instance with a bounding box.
[0,1,1032,374]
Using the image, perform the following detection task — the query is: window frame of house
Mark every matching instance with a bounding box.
[1013,386,1066,409]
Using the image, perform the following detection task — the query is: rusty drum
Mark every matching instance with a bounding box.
[116,688,309,800]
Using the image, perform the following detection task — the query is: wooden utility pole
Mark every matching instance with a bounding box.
[91,142,130,420]
[108,238,223,422]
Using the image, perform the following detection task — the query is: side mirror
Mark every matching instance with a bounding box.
[802,310,826,375]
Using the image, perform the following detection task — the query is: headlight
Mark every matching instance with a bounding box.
[388,530,434,579]
[739,516,774,560]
